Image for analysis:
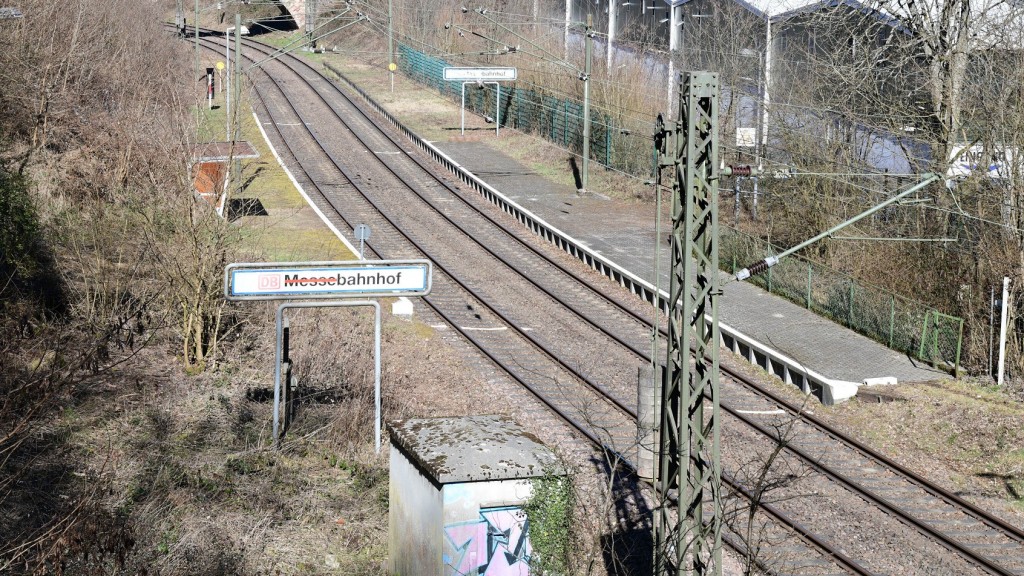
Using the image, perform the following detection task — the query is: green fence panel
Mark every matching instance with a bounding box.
[719,227,962,367]
[394,43,633,172]
[394,44,692,178]
[390,45,966,366]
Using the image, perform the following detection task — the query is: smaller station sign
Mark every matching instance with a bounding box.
[224,260,432,301]
[443,67,517,81]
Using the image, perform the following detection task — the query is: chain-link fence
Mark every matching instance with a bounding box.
[398,44,652,176]
[720,227,964,371]
[395,44,964,372]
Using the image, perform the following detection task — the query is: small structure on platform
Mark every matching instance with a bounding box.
[388,415,561,575]
[391,296,414,318]
[190,141,259,214]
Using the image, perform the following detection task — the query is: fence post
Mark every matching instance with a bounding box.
[564,100,569,146]
[550,98,556,141]
[889,294,895,348]
[954,318,964,375]
[806,263,812,309]
[848,282,855,326]
[605,122,611,166]
[515,89,521,128]
[918,311,931,361]
[767,265,772,293]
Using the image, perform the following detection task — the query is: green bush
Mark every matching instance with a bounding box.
[524,474,574,575]
[0,166,39,278]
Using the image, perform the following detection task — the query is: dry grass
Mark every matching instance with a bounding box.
[17,15,1017,575]
[801,377,1024,517]
[60,297,502,574]
[194,78,354,261]
[317,47,652,203]
[8,43,491,572]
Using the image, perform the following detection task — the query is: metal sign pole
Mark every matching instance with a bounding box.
[355,223,371,261]
[225,260,431,451]
[274,300,382,451]
[461,82,467,135]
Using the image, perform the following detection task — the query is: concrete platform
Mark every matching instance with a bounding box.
[431,141,945,402]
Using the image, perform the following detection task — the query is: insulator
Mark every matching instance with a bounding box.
[745,259,772,276]
[729,164,753,177]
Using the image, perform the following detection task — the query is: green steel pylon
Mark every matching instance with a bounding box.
[653,71,723,576]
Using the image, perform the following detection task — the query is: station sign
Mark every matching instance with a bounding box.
[443,67,518,81]
[224,260,432,301]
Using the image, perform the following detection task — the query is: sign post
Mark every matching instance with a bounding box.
[443,67,517,136]
[225,260,433,450]
[216,61,225,94]
[355,224,371,260]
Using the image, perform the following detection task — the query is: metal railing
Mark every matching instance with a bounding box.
[721,227,964,372]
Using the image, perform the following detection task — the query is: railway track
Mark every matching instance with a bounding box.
[186,28,1024,576]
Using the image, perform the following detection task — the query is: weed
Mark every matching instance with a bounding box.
[524,473,575,575]
[156,527,176,556]
[226,453,272,476]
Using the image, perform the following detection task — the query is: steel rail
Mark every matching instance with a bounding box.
[323,46,1019,571]
[187,28,1016,575]
[198,41,615,450]
[720,397,1016,576]
[191,31,860,574]
[233,42,638,426]
[223,35,875,576]
[286,47,1024,575]
[294,38,1024,570]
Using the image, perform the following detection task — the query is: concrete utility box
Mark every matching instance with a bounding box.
[388,415,561,576]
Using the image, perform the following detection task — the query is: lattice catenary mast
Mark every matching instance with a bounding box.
[653,71,724,576]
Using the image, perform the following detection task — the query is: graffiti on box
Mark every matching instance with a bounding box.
[444,507,531,575]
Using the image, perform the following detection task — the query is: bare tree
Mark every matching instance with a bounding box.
[753,0,1024,375]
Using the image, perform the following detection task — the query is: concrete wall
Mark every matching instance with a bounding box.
[442,480,533,575]
[388,445,442,576]
[389,450,536,575]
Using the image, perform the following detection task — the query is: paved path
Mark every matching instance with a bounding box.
[436,140,943,386]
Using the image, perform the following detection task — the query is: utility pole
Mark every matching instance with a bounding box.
[997,276,1010,385]
[195,0,200,81]
[223,13,243,218]
[654,71,723,576]
[388,0,394,91]
[581,15,593,191]
[305,0,318,48]
[233,13,242,146]
[176,0,185,35]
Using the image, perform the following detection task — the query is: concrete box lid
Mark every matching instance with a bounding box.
[388,415,561,484]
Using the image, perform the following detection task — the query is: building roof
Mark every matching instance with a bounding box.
[388,415,562,484]
[667,0,1024,43]
[665,0,823,19]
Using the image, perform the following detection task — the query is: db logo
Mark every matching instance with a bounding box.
[258,274,281,290]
